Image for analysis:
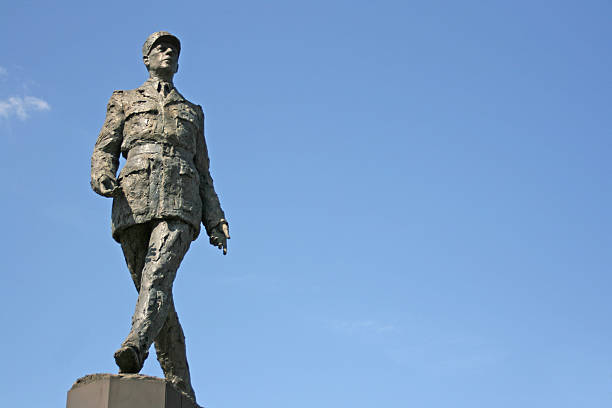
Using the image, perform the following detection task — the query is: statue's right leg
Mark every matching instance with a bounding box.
[115,223,152,373]
[119,223,152,291]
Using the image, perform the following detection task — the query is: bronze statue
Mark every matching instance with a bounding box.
[90,31,229,402]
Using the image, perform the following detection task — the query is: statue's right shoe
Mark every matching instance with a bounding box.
[114,345,141,373]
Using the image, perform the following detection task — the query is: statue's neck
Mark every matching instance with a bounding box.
[148,72,174,85]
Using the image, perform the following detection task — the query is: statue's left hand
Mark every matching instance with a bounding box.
[209,220,230,255]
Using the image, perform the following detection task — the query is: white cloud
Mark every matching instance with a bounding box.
[0,96,50,120]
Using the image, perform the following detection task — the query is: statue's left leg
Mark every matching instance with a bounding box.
[154,296,196,400]
[117,219,192,372]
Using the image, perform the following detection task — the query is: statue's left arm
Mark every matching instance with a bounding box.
[194,105,230,253]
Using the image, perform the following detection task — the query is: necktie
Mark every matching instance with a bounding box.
[158,82,170,97]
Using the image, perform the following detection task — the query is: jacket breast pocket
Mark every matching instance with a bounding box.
[171,105,199,133]
[125,101,158,134]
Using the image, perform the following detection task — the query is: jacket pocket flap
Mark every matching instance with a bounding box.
[125,101,158,119]
[170,104,198,124]
[118,157,149,179]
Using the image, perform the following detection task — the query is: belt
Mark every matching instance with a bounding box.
[127,143,193,160]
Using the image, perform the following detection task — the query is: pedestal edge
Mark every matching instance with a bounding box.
[69,373,202,408]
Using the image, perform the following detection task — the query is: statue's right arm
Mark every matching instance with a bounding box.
[91,91,124,197]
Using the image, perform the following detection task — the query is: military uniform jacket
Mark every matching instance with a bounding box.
[91,79,225,242]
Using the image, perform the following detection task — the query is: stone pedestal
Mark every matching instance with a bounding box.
[67,374,201,408]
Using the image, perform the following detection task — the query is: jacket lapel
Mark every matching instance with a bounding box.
[163,88,185,106]
[137,81,162,103]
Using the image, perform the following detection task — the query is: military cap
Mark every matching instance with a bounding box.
[142,31,181,57]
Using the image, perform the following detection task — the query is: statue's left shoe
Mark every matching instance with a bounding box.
[114,345,142,373]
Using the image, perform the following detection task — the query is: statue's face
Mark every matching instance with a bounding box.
[144,40,179,76]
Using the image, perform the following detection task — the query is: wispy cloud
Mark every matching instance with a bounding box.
[330,319,396,334]
[0,66,7,78]
[0,96,50,120]
[384,333,506,370]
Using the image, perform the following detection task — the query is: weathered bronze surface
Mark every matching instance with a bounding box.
[91,31,230,402]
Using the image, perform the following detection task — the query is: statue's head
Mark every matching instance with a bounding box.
[142,31,181,78]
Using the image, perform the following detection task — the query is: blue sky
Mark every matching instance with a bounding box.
[1,1,611,407]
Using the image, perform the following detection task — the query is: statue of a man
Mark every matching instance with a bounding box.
[90,31,229,401]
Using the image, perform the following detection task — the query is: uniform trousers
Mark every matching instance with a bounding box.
[118,219,195,399]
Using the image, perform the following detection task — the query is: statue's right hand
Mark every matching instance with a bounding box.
[93,174,119,197]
